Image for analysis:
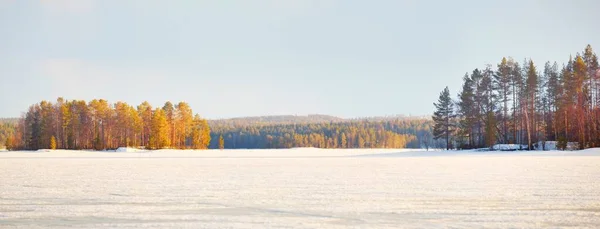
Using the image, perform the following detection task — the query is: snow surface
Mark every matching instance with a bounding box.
[491,144,528,151]
[115,147,145,153]
[1,148,600,228]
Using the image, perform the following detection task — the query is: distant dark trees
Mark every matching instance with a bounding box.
[434,44,599,150]
[6,98,211,150]
[208,118,440,149]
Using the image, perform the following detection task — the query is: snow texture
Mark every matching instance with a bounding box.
[491,144,528,151]
[115,147,145,153]
[1,148,600,228]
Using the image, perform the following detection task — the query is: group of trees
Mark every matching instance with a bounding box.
[5,98,211,150]
[3,103,445,150]
[433,44,600,150]
[208,117,441,149]
[4,108,441,150]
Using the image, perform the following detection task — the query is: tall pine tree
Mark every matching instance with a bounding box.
[432,87,455,150]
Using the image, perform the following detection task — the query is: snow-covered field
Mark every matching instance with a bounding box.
[1,148,600,228]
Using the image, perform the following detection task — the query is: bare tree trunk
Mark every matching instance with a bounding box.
[524,105,532,150]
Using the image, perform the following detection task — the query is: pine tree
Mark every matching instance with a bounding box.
[190,116,202,149]
[495,57,512,143]
[162,102,175,148]
[432,86,455,150]
[175,102,193,148]
[511,61,523,145]
[199,118,211,148]
[573,55,588,149]
[148,108,170,149]
[582,45,599,147]
[190,114,211,149]
[480,66,498,147]
[219,135,225,150]
[524,59,538,150]
[50,136,56,150]
[471,69,485,147]
[137,101,153,147]
[545,62,560,141]
[457,73,476,148]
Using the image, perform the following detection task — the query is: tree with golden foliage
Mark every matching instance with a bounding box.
[190,114,211,149]
[175,102,193,149]
[50,136,57,150]
[148,108,170,149]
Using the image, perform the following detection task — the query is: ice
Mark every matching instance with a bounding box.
[1,148,599,228]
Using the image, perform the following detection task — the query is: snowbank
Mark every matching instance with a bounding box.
[535,141,579,151]
[492,144,528,151]
[489,142,581,151]
[115,147,145,152]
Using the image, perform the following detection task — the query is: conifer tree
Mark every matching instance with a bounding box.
[432,86,455,150]
[495,57,512,143]
[190,114,211,149]
[199,118,211,148]
[457,73,476,148]
[162,102,175,148]
[573,56,588,149]
[545,62,560,141]
[511,61,523,145]
[175,102,193,148]
[524,59,538,149]
[471,69,485,147]
[137,102,153,147]
[480,66,498,147]
[149,108,170,149]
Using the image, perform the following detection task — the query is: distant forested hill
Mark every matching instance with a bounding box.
[208,114,344,127]
[208,116,442,149]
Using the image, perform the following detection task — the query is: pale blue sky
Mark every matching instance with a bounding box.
[1,0,598,118]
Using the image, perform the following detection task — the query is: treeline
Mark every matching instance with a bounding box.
[433,44,599,150]
[5,98,211,150]
[208,119,441,149]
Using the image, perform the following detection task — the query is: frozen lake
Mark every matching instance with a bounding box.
[1,148,600,228]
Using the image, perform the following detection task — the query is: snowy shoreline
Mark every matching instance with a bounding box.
[1,147,599,158]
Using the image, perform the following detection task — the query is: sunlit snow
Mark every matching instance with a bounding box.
[1,148,599,228]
